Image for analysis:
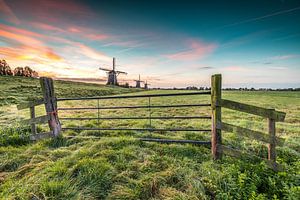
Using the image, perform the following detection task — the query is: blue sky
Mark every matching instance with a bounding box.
[0,0,299,88]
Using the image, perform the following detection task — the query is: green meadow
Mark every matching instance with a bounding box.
[0,76,299,199]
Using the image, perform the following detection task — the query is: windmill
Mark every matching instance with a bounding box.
[144,80,150,89]
[134,74,144,88]
[99,57,127,85]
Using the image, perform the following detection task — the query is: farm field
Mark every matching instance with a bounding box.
[0,76,299,199]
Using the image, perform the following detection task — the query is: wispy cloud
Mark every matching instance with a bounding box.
[85,33,110,41]
[0,46,63,63]
[0,23,64,63]
[270,54,300,60]
[272,33,300,42]
[165,39,217,61]
[65,26,111,41]
[0,23,112,63]
[55,77,107,84]
[11,0,94,23]
[221,30,270,49]
[30,22,66,32]
[224,66,248,72]
[263,62,273,65]
[220,6,300,28]
[0,24,44,46]
[75,43,111,62]
[30,23,111,41]
[102,40,145,48]
[268,66,288,70]
[0,0,20,24]
[196,66,214,70]
[0,23,72,46]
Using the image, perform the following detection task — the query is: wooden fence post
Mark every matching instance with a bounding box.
[211,74,222,160]
[40,77,61,137]
[268,110,276,164]
[30,106,37,135]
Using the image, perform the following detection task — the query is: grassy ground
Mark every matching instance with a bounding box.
[0,76,139,125]
[0,76,139,106]
[0,76,299,199]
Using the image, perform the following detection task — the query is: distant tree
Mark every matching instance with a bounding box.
[119,82,130,88]
[13,66,38,77]
[13,67,24,76]
[24,66,33,77]
[186,86,198,90]
[0,59,13,76]
[32,70,39,78]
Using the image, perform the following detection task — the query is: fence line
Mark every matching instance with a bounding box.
[17,74,286,171]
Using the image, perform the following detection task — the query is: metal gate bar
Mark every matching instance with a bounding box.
[60,116,211,120]
[58,103,211,111]
[140,138,211,145]
[57,91,211,101]
[62,127,211,132]
[63,136,211,145]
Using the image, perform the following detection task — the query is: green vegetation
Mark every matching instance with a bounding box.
[0,76,139,106]
[0,76,299,199]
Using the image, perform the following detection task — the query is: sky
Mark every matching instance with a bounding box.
[0,0,300,88]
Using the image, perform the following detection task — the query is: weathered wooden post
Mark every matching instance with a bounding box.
[40,77,61,137]
[30,106,37,135]
[211,74,222,160]
[268,110,276,164]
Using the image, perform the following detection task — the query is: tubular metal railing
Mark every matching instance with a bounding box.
[58,91,212,133]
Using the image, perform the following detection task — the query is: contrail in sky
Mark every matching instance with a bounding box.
[221,6,300,28]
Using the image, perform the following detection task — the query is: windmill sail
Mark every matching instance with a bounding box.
[99,67,111,71]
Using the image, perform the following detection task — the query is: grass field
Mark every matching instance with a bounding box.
[0,76,299,199]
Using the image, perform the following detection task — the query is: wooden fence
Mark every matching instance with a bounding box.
[17,77,61,140]
[17,74,286,171]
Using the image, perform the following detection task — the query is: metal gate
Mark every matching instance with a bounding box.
[56,91,212,145]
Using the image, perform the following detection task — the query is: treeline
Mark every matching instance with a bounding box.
[152,86,300,91]
[222,87,300,91]
[186,86,300,91]
[0,59,38,77]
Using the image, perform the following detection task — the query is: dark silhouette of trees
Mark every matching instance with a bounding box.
[24,66,36,77]
[0,59,38,77]
[0,60,13,75]
[13,66,38,77]
[13,67,24,76]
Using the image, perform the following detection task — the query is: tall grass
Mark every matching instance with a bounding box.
[0,76,299,199]
[0,123,31,146]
